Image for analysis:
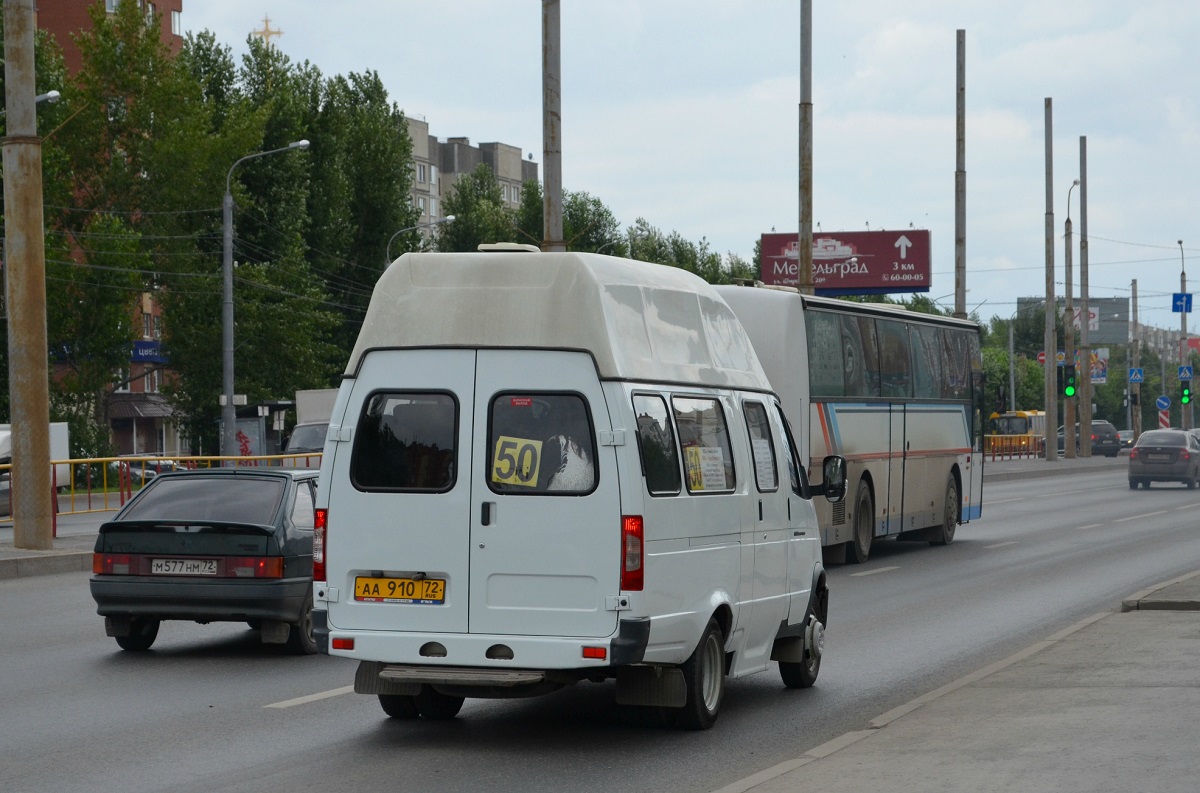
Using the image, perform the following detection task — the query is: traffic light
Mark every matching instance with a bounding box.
[1063,364,1077,398]
[1183,382,1192,406]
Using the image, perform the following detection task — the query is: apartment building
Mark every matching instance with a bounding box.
[36,0,184,76]
[406,117,539,228]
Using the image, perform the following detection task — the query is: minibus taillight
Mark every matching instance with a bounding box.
[314,508,328,582]
[621,515,644,591]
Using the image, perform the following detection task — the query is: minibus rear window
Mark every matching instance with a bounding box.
[350,392,457,492]
[487,393,597,495]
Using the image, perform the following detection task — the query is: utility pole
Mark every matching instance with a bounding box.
[541,0,564,251]
[1131,279,1140,439]
[797,0,813,294]
[954,29,967,319]
[1078,136,1092,456]
[1064,179,1079,458]
[3,0,55,550]
[1042,99,1058,462]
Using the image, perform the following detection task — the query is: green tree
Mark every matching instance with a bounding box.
[306,70,418,354]
[436,164,516,252]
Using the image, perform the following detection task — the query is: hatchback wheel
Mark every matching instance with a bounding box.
[286,590,317,655]
[115,618,160,652]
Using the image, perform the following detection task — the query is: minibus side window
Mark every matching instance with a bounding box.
[487,393,597,495]
[672,396,735,494]
[775,403,810,500]
[632,394,682,496]
[743,401,778,492]
[351,392,457,492]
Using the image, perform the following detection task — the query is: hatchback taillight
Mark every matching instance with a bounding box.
[314,508,328,582]
[621,515,644,591]
[1130,448,1139,460]
[94,552,131,575]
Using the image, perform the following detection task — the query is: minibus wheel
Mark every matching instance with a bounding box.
[677,617,725,730]
[416,686,465,720]
[848,480,873,563]
[378,694,418,719]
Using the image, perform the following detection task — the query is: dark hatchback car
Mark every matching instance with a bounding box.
[1128,429,1200,489]
[90,468,319,653]
[1057,420,1122,457]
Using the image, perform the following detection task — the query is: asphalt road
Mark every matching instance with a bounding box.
[3,466,1199,793]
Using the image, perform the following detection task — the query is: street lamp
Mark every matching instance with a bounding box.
[0,89,60,117]
[222,139,310,458]
[1063,178,1080,457]
[385,215,456,263]
[1181,239,1190,430]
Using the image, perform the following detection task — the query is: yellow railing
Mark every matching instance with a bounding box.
[0,453,323,524]
[983,435,1045,460]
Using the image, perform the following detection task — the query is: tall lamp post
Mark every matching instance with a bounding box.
[1181,239,1190,430]
[1063,178,1080,457]
[222,140,310,458]
[385,215,456,263]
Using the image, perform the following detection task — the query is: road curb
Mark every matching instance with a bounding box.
[0,550,92,580]
[1120,568,1200,612]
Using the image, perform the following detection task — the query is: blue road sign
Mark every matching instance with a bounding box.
[1180,366,1194,381]
[1157,395,1171,411]
[1173,293,1193,313]
[1129,368,1144,383]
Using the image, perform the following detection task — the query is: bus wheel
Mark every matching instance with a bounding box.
[848,480,873,564]
[930,476,958,546]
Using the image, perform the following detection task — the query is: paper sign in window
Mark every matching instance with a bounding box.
[752,438,776,490]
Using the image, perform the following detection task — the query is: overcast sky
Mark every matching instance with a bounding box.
[181,1,1199,332]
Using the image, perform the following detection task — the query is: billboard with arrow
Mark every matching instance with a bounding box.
[759,230,932,296]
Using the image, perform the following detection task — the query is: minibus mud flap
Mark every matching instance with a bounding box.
[615,665,686,708]
[610,617,650,665]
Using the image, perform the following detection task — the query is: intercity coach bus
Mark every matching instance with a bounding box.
[717,285,985,564]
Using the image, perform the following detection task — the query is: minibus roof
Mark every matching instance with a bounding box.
[348,251,772,390]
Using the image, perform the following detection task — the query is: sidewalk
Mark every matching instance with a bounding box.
[713,569,1200,793]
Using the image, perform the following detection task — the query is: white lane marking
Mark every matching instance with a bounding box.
[983,497,1024,505]
[1114,510,1168,523]
[264,685,354,709]
[984,541,1018,549]
[849,566,899,577]
[1176,505,1197,511]
[1031,488,1090,498]
[1077,523,1103,530]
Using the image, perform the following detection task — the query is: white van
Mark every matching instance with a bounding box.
[313,248,846,729]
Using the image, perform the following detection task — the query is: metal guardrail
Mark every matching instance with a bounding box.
[1,454,323,531]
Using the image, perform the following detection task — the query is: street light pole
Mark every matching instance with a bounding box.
[222,140,310,458]
[1064,178,1079,458]
[1181,239,1190,430]
[385,215,456,263]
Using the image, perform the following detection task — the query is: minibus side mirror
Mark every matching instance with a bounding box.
[814,455,847,503]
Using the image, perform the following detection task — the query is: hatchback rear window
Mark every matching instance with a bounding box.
[351,392,457,491]
[119,476,286,524]
[488,393,596,495]
[1137,431,1184,447]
